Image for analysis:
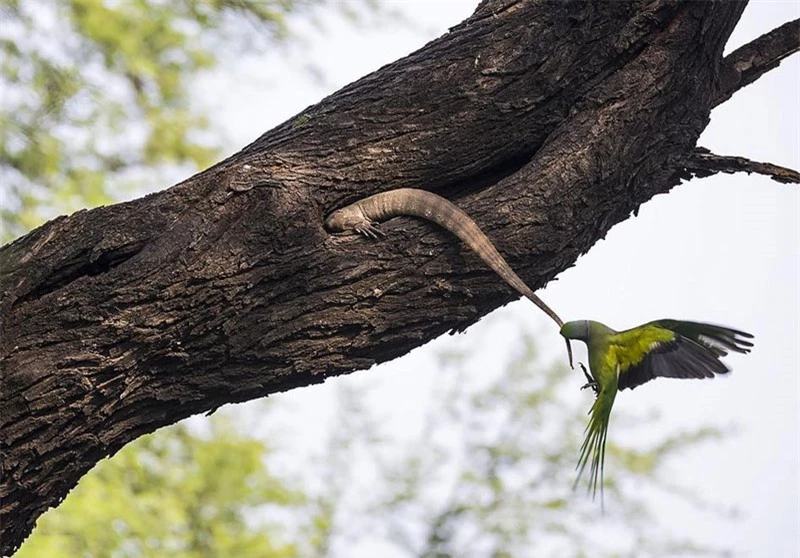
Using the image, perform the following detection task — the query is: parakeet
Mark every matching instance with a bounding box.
[559,319,754,505]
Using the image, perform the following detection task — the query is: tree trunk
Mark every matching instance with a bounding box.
[0,0,759,552]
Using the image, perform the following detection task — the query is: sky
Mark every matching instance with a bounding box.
[201,2,800,556]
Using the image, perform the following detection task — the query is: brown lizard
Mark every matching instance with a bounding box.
[324,187,565,330]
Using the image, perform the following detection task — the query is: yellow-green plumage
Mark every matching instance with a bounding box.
[574,364,616,502]
[561,319,753,507]
[607,325,675,373]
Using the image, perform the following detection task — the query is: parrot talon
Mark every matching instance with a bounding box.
[578,363,599,394]
[580,381,599,393]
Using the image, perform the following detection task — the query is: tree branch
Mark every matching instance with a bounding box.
[713,18,800,107]
[680,147,800,184]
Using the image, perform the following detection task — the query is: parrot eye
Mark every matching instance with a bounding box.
[560,320,589,342]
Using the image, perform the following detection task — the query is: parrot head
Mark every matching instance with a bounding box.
[560,320,590,342]
[559,320,589,369]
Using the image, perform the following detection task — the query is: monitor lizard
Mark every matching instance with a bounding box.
[324,188,566,331]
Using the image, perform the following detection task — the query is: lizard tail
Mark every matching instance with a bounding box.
[364,189,565,329]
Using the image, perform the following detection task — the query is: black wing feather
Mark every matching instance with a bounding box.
[649,320,754,357]
[618,321,752,391]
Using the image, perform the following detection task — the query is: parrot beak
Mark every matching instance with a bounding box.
[565,338,574,369]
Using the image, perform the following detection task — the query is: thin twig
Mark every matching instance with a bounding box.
[713,19,800,107]
[681,147,800,184]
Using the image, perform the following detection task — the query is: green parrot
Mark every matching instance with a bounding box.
[559,319,753,505]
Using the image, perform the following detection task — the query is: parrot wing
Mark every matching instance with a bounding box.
[648,319,753,357]
[613,321,753,391]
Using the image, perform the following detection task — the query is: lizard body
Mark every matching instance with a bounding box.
[324,188,564,328]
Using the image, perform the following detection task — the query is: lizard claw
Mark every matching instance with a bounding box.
[356,223,385,239]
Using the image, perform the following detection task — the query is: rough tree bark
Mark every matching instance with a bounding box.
[1,0,798,552]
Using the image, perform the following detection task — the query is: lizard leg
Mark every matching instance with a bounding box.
[355,223,385,239]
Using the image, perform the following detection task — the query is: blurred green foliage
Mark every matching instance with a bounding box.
[16,415,304,558]
[0,0,372,242]
[17,328,731,557]
[16,326,731,557]
[307,330,732,557]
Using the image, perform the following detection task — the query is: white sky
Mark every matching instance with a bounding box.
[198,2,799,556]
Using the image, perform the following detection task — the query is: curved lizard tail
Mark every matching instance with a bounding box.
[336,188,565,329]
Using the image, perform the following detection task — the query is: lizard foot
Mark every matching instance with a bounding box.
[355,223,385,239]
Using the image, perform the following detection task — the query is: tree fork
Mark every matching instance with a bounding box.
[4,0,795,552]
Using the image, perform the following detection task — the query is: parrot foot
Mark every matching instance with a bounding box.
[580,381,599,393]
[578,363,599,394]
